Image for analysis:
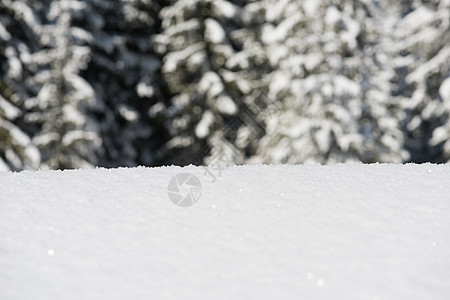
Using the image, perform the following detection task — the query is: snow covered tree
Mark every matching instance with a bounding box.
[0,0,101,170]
[387,0,450,162]
[247,0,407,164]
[79,0,166,167]
[154,0,269,165]
[21,1,101,169]
[1,0,449,169]
[0,0,166,169]
[0,0,44,170]
[0,94,40,171]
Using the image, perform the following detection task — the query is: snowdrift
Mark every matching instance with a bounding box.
[1,164,449,299]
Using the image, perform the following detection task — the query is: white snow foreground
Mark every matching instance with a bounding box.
[1,164,450,300]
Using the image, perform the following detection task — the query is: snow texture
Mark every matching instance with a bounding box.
[1,164,450,299]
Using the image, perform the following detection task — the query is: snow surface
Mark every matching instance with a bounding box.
[1,164,450,300]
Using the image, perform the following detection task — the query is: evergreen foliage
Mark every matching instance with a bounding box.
[0,0,449,170]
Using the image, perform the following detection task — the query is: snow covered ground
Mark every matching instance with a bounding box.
[1,164,450,299]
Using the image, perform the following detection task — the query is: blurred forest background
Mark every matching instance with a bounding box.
[1,0,449,171]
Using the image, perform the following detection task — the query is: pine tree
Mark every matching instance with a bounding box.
[2,0,449,169]
[155,0,266,165]
[22,1,101,169]
[248,0,407,164]
[0,0,166,169]
[388,0,450,162]
[0,0,43,170]
[79,0,166,167]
